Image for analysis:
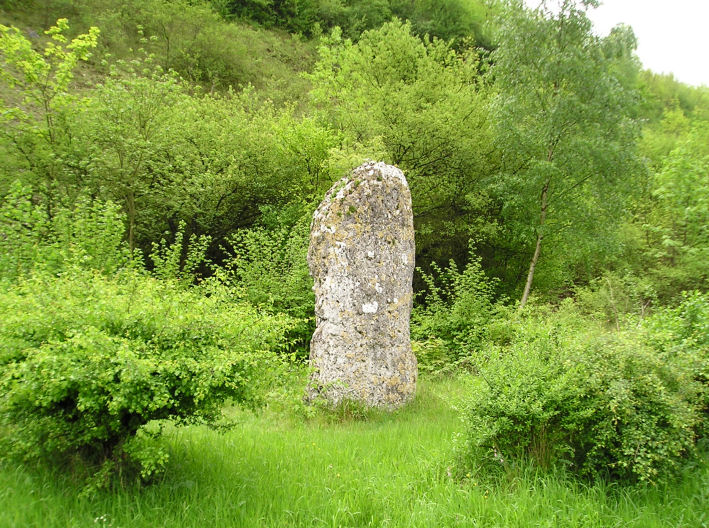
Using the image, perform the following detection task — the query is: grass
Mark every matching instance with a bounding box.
[1,375,707,528]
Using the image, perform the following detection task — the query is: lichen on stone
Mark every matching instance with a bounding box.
[307,161,417,409]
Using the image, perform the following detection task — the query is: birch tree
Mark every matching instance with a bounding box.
[489,0,641,307]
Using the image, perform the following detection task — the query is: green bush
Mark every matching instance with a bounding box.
[411,243,500,371]
[643,291,709,436]
[213,0,492,44]
[149,220,212,282]
[0,183,131,282]
[574,271,658,328]
[0,269,293,487]
[461,299,707,484]
[222,202,315,359]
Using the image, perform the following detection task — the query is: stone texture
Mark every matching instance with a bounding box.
[307,161,417,408]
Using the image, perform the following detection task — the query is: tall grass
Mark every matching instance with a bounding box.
[1,376,707,527]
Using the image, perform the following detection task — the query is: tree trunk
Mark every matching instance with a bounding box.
[519,180,549,310]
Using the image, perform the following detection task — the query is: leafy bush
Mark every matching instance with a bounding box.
[640,126,709,299]
[0,269,293,488]
[149,220,211,282]
[0,182,55,281]
[308,20,494,268]
[222,202,315,359]
[574,271,657,328]
[0,19,99,215]
[0,183,132,282]
[460,299,707,484]
[213,0,492,44]
[643,291,709,436]
[412,243,500,371]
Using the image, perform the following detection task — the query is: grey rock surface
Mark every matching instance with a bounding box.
[307,161,417,408]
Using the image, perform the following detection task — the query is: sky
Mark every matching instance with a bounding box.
[524,0,709,87]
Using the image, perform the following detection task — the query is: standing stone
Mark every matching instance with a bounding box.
[307,161,417,408]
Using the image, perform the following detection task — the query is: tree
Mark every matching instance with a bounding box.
[641,124,709,296]
[85,59,185,252]
[308,20,495,270]
[489,0,641,308]
[0,19,99,213]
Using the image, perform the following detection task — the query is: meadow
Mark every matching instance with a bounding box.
[2,376,707,528]
[1,1,708,526]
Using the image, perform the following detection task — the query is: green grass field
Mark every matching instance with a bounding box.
[1,376,707,528]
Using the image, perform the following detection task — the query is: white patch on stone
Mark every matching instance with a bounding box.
[367,251,375,259]
[334,181,354,201]
[401,254,408,265]
[362,301,378,314]
[375,282,383,293]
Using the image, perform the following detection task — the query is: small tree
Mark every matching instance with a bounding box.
[308,20,494,267]
[489,0,641,307]
[86,58,184,252]
[0,19,99,212]
[642,124,709,295]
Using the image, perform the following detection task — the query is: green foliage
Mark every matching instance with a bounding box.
[0,0,703,316]
[149,220,211,282]
[309,20,494,269]
[0,187,292,488]
[412,243,500,371]
[0,19,99,212]
[214,0,493,44]
[0,18,98,107]
[82,56,187,252]
[79,69,338,257]
[8,0,316,99]
[0,181,54,281]
[223,202,315,358]
[574,271,657,329]
[0,183,131,282]
[461,298,707,484]
[0,25,330,259]
[0,8,707,500]
[639,107,692,170]
[643,291,709,436]
[115,0,315,97]
[640,125,709,297]
[639,70,709,124]
[0,269,293,488]
[487,1,642,302]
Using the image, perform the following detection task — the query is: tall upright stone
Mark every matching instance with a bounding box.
[307,161,417,408]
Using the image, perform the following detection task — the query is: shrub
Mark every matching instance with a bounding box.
[0,269,293,488]
[149,220,211,282]
[643,291,709,436]
[0,182,56,281]
[460,300,706,484]
[411,243,500,371]
[222,202,315,359]
[574,271,658,329]
[0,183,131,282]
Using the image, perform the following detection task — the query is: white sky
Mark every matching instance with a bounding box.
[524,0,709,87]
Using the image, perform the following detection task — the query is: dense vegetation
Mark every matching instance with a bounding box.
[0,0,707,521]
